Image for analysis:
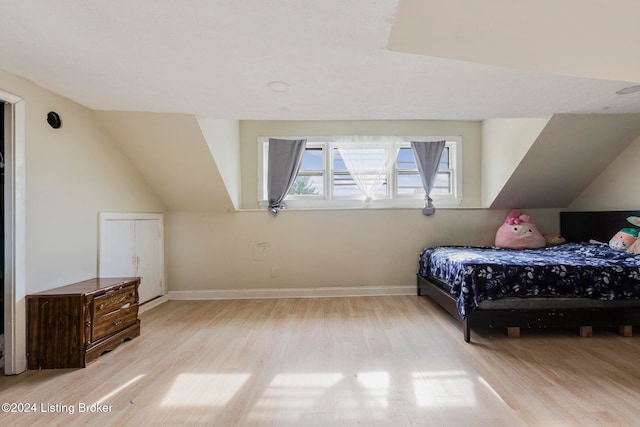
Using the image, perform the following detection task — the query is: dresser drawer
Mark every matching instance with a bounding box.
[92,305,139,342]
[93,285,137,317]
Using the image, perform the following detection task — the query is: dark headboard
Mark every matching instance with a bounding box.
[560,210,640,243]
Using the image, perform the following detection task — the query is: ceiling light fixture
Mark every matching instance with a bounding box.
[267,81,290,92]
[616,85,640,95]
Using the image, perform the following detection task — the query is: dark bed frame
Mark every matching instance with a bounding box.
[417,210,640,342]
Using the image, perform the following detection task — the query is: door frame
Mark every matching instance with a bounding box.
[98,212,165,298]
[2,90,27,375]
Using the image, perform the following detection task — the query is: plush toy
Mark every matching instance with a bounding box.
[609,216,640,251]
[544,234,567,247]
[628,238,640,255]
[609,228,639,251]
[495,209,546,249]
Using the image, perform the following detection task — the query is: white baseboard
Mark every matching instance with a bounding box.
[168,285,415,301]
[139,294,169,313]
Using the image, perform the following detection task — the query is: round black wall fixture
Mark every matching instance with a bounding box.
[47,111,62,129]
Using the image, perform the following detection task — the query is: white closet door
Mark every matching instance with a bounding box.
[135,219,163,303]
[99,220,136,278]
[99,213,165,305]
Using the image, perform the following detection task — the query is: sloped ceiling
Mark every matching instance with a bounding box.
[388,0,640,83]
[94,111,235,211]
[490,114,640,209]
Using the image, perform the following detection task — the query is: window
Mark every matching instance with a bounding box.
[395,145,453,197]
[258,136,461,209]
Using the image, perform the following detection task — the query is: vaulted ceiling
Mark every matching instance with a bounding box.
[0,0,638,120]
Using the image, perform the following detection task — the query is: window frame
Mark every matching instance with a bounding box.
[257,136,462,209]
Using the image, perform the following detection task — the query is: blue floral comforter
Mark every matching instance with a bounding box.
[418,243,640,319]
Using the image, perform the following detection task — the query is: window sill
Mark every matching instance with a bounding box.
[256,198,463,211]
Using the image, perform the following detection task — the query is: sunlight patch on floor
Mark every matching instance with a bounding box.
[477,375,508,402]
[247,373,344,421]
[413,370,477,408]
[93,374,145,406]
[357,371,389,409]
[259,372,344,401]
[160,373,251,407]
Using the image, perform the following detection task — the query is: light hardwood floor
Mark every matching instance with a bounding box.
[2,296,640,426]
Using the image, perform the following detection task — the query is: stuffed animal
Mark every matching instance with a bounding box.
[544,234,567,247]
[609,228,639,251]
[628,238,640,254]
[495,209,546,249]
[609,216,640,251]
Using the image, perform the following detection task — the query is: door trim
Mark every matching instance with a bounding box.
[2,91,27,375]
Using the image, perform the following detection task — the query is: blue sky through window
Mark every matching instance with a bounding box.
[300,148,323,170]
[397,148,417,169]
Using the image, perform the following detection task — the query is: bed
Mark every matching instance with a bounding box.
[417,210,640,342]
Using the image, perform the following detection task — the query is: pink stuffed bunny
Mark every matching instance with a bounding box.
[495,209,546,249]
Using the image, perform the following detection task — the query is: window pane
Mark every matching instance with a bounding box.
[332,172,360,196]
[439,147,450,170]
[397,146,449,170]
[396,147,417,170]
[397,172,425,196]
[332,174,388,198]
[334,146,393,199]
[300,147,323,170]
[333,149,347,171]
[431,172,451,195]
[288,174,323,196]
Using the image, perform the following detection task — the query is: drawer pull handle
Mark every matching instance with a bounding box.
[112,319,123,326]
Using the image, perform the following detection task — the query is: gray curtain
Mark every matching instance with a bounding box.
[411,140,446,216]
[267,138,307,215]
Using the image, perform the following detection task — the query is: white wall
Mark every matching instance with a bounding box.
[0,68,165,293]
[166,208,560,292]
